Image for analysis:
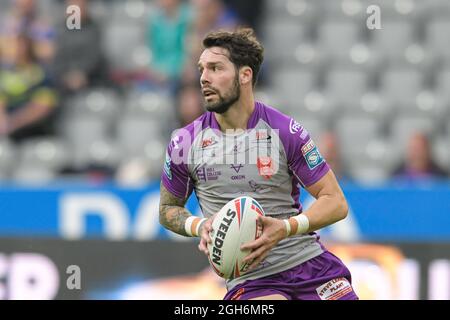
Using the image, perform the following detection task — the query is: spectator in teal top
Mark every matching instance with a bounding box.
[146,0,193,89]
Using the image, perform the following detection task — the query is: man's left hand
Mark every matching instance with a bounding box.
[240,215,287,271]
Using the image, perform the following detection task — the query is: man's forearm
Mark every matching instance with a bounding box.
[301,193,348,233]
[159,205,194,236]
[159,182,207,237]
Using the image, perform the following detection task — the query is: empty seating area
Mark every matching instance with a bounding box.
[260,0,450,181]
[0,0,449,184]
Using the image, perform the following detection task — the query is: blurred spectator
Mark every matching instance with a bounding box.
[182,0,239,84]
[222,0,264,33]
[191,0,238,39]
[392,132,448,181]
[176,83,204,127]
[145,0,194,89]
[0,0,57,67]
[0,33,58,142]
[318,131,349,181]
[54,0,107,94]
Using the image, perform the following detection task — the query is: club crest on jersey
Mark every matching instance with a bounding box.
[163,152,172,180]
[289,119,302,134]
[257,157,274,179]
[201,136,217,148]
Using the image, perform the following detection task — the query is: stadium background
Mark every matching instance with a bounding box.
[0,0,449,300]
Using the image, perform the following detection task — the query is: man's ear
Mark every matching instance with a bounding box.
[239,66,253,85]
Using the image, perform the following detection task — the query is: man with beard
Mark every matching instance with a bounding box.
[159,28,358,300]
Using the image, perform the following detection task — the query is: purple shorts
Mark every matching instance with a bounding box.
[224,251,358,300]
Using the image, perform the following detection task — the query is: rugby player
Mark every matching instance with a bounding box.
[159,28,358,300]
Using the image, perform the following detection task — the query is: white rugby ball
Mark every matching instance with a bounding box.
[207,196,265,280]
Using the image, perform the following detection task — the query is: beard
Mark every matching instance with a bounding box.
[204,75,240,114]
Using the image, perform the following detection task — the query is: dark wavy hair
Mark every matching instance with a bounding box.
[202,28,264,87]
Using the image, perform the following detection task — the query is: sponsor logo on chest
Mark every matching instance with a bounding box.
[196,166,222,182]
[201,136,217,148]
[230,164,246,181]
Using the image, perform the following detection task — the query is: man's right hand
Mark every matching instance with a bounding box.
[198,214,216,256]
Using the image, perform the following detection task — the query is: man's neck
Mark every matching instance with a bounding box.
[214,94,255,132]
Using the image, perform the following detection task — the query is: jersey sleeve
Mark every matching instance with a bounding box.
[161,133,194,200]
[284,119,330,187]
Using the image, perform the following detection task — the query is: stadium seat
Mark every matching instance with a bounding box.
[12,165,57,183]
[295,118,326,142]
[320,0,366,20]
[426,0,450,15]
[435,68,450,115]
[264,0,319,24]
[366,138,399,171]
[436,68,450,96]
[335,117,382,155]
[116,116,163,156]
[110,0,152,22]
[317,20,362,61]
[271,68,318,110]
[125,91,174,121]
[118,138,166,181]
[62,89,121,122]
[125,90,177,138]
[370,20,416,62]
[102,20,147,71]
[354,91,391,120]
[380,68,424,109]
[0,1,9,11]
[263,20,308,62]
[17,138,70,172]
[390,116,436,148]
[432,136,450,172]
[61,117,111,147]
[0,139,16,180]
[254,88,287,113]
[324,67,369,108]
[300,91,335,121]
[447,120,450,139]
[426,17,450,59]
[70,138,121,170]
[289,42,325,69]
[344,137,400,173]
[349,165,389,184]
[362,0,419,18]
[36,0,63,21]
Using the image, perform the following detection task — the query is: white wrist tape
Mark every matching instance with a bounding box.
[185,216,207,237]
[283,219,291,237]
[195,218,208,237]
[292,214,310,235]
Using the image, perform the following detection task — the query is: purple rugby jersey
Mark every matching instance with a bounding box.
[161,101,330,290]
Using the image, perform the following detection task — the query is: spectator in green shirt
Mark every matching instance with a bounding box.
[0,33,58,142]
